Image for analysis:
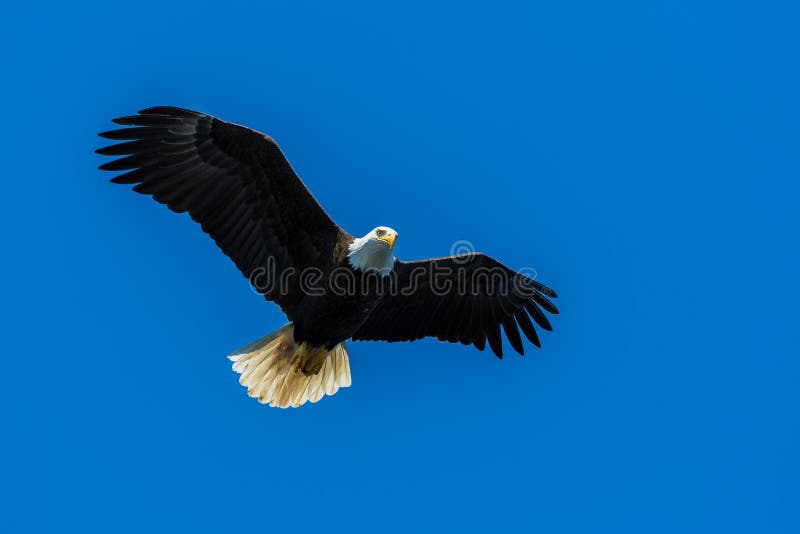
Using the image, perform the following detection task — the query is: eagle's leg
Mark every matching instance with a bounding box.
[297,344,329,376]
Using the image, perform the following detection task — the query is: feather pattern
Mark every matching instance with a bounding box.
[353,253,558,358]
[97,106,347,320]
[228,323,352,408]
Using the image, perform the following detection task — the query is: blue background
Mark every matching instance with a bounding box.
[2,1,798,532]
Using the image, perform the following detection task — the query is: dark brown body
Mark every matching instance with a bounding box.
[290,235,387,349]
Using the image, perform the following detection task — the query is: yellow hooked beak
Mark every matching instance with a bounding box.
[378,232,398,248]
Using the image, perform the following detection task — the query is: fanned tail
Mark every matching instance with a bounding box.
[228,324,352,408]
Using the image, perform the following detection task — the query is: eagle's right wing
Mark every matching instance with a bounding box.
[98,106,346,318]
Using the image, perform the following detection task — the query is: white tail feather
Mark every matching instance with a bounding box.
[228,324,352,408]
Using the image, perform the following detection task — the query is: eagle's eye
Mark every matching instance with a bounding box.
[376,229,385,237]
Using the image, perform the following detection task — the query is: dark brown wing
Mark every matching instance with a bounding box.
[352,253,558,358]
[97,106,347,319]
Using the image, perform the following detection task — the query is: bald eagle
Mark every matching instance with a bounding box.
[98,107,559,408]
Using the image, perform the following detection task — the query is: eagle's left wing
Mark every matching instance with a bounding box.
[352,253,558,358]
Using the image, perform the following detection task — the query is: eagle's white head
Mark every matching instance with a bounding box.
[347,226,398,275]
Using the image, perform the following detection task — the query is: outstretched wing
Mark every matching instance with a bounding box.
[352,253,558,358]
[97,106,346,318]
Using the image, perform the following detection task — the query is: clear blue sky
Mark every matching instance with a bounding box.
[1,1,797,532]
